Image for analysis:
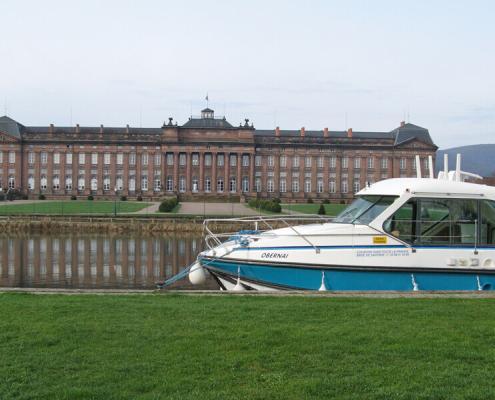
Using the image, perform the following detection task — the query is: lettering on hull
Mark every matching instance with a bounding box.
[261,252,289,259]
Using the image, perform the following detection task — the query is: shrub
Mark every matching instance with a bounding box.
[307,197,313,204]
[70,195,77,200]
[87,195,94,201]
[323,199,330,204]
[22,194,28,200]
[0,194,5,201]
[317,204,326,215]
[120,195,127,201]
[272,198,281,204]
[137,195,143,202]
[159,197,179,212]
[340,200,346,204]
[38,194,46,200]
[248,198,280,213]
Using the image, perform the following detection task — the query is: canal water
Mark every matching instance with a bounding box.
[0,233,218,290]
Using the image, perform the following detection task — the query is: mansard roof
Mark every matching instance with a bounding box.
[181,116,235,129]
[0,116,24,139]
[0,115,436,149]
[390,122,434,146]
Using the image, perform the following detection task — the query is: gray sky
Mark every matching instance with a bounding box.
[1,0,494,149]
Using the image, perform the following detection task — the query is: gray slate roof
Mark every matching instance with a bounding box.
[182,117,234,129]
[391,123,434,146]
[0,116,23,139]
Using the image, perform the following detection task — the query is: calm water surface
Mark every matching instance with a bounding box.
[0,233,218,290]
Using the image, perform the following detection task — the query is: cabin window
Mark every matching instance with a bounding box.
[480,200,495,245]
[384,198,479,245]
[334,195,397,224]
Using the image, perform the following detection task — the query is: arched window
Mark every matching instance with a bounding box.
[40,176,47,191]
[103,177,110,191]
[129,177,136,192]
[91,177,98,191]
[116,177,123,191]
[141,176,148,191]
[242,176,249,193]
[217,177,224,193]
[178,176,185,192]
[52,176,60,190]
[65,177,72,190]
[8,176,14,189]
[166,176,173,192]
[229,177,236,193]
[78,177,85,191]
[28,176,35,190]
[154,178,161,192]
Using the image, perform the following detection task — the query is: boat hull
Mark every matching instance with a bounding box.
[200,257,495,291]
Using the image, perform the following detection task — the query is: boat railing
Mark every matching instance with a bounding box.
[203,215,333,252]
[203,216,481,255]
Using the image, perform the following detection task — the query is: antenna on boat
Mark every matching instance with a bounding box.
[455,153,461,182]
[444,154,449,180]
[415,155,422,178]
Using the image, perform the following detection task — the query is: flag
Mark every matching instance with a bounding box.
[205,93,209,102]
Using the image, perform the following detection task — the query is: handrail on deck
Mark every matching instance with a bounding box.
[203,215,332,253]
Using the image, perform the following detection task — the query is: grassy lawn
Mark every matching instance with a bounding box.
[0,201,150,215]
[1,294,495,399]
[283,203,346,216]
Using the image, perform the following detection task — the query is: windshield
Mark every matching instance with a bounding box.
[334,195,397,224]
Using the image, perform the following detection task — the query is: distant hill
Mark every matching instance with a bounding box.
[436,144,495,177]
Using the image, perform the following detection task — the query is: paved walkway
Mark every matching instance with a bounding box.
[177,202,259,216]
[135,202,160,214]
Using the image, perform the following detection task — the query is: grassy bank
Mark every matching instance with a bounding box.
[1,294,494,399]
[283,203,346,215]
[0,201,150,215]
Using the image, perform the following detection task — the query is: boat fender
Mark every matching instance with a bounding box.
[188,261,207,285]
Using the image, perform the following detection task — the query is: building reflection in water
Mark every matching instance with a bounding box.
[0,234,217,289]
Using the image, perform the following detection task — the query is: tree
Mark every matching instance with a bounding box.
[317,204,326,215]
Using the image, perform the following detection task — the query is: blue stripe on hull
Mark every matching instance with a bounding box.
[203,258,495,291]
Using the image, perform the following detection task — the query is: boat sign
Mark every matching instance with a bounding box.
[373,236,388,244]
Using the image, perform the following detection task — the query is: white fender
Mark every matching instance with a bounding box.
[188,261,206,285]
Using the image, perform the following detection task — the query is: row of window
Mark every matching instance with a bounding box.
[0,151,430,171]
[21,152,254,168]
[24,176,252,193]
[255,155,429,170]
[2,174,373,194]
[254,178,360,194]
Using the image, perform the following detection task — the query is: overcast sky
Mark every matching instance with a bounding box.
[1,0,494,149]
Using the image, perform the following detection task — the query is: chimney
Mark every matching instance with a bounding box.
[49,124,54,134]
[400,121,406,127]
[347,128,353,138]
[300,127,305,137]
[76,124,80,134]
[323,127,329,138]
[100,124,104,134]
[126,124,130,134]
[275,126,280,137]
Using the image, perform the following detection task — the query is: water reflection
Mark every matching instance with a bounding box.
[0,233,217,290]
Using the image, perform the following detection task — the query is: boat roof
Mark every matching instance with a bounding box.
[358,178,495,198]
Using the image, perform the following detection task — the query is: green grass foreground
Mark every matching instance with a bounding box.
[0,201,150,215]
[283,203,346,215]
[1,294,495,400]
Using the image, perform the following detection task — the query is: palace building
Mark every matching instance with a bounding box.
[0,108,437,202]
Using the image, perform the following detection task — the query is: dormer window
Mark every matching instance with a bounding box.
[201,108,214,119]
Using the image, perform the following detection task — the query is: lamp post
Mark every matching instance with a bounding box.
[114,187,118,217]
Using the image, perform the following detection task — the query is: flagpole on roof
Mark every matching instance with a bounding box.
[206,93,209,109]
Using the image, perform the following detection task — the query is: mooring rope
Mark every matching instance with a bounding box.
[155,263,194,289]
